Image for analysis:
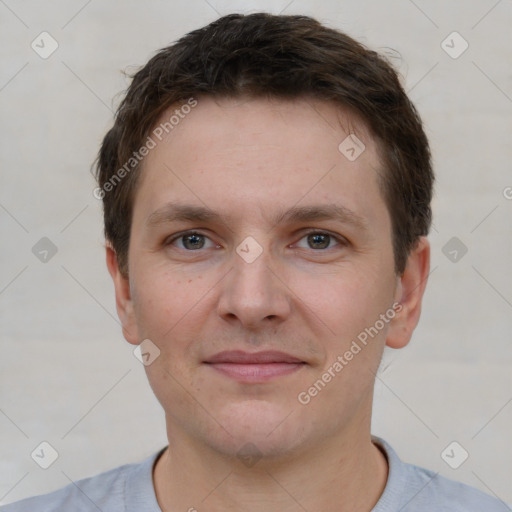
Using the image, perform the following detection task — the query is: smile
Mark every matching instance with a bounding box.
[204,350,306,383]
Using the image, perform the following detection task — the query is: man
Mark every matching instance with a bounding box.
[2,12,506,512]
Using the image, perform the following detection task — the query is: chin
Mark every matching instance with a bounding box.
[207,399,308,458]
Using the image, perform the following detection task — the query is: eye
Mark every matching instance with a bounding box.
[294,231,346,250]
[165,230,347,252]
[166,231,218,251]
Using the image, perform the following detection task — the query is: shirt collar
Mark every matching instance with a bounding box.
[370,435,408,511]
[125,446,167,512]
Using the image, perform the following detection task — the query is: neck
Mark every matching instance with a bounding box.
[153,420,388,512]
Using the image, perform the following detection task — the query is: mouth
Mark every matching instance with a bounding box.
[203,350,306,383]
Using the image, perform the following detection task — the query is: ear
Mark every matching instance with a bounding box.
[105,245,140,345]
[386,236,430,349]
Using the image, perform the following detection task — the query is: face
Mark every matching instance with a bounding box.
[108,96,428,459]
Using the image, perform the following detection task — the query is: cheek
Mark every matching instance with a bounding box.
[298,265,394,359]
[131,267,189,338]
[297,266,382,325]
[130,266,217,364]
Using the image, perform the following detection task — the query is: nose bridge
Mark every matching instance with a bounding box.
[217,234,290,326]
[234,241,274,294]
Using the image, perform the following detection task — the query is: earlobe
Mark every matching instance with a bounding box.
[385,237,430,349]
[105,245,140,345]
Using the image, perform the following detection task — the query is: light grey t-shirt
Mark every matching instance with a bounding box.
[1,436,507,511]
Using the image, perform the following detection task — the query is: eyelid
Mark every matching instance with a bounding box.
[165,230,219,249]
[293,228,348,249]
[165,228,348,250]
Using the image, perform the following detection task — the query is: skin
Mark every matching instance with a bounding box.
[107,96,430,511]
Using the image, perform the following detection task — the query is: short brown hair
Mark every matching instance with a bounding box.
[95,12,433,277]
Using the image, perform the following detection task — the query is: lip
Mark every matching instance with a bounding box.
[204,350,306,383]
[205,350,304,364]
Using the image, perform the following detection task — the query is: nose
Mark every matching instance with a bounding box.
[216,243,291,331]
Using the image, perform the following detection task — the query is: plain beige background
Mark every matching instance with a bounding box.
[1,0,511,506]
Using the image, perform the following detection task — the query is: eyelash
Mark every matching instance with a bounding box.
[165,229,348,252]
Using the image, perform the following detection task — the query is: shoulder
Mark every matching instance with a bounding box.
[399,461,506,511]
[372,436,508,512]
[0,463,133,512]
[0,449,165,512]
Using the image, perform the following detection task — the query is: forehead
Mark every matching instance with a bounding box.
[132,96,389,237]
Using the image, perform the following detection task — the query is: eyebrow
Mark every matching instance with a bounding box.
[146,202,369,232]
